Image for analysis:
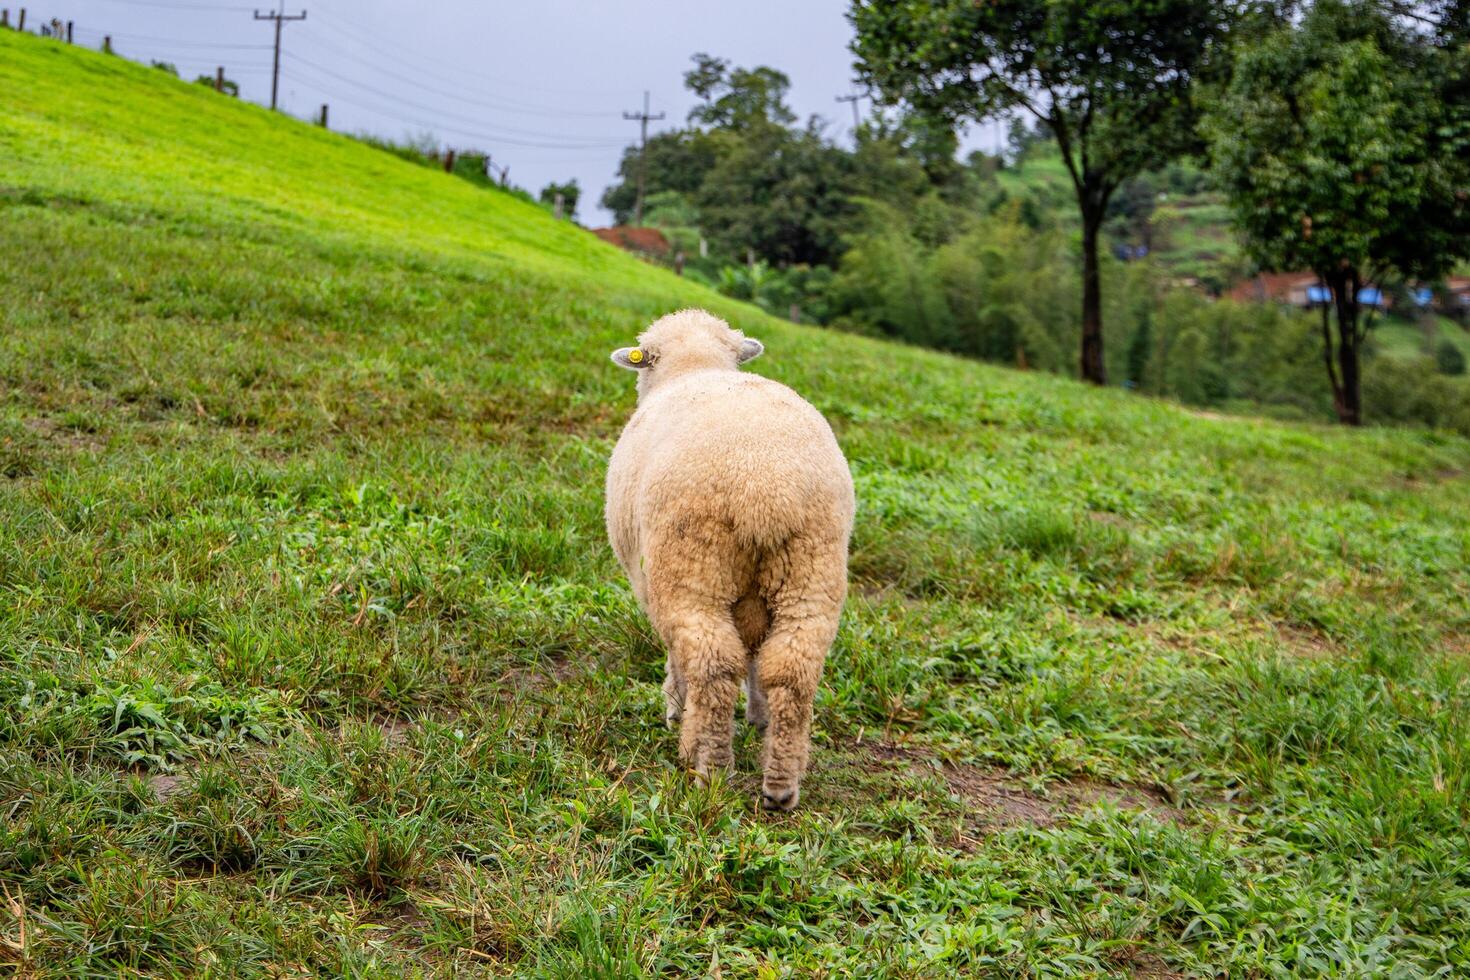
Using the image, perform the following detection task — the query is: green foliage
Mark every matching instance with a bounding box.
[826,202,1342,421]
[600,129,719,226]
[149,61,178,77]
[684,52,797,130]
[3,29,1470,977]
[851,0,1236,382]
[1363,358,1470,431]
[191,73,239,97]
[1436,338,1467,376]
[1205,0,1470,423]
[713,261,834,323]
[538,179,580,220]
[1207,3,1454,283]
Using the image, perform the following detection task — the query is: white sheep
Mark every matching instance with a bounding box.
[605,309,854,811]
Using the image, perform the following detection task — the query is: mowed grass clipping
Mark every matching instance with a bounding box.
[3,30,1470,978]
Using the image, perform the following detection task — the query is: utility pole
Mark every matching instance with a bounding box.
[835,92,863,133]
[622,91,664,227]
[253,2,305,111]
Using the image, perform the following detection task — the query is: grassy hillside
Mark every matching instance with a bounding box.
[4,31,1470,977]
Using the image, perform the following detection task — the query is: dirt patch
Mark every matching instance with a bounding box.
[850,739,1186,840]
[944,765,1059,829]
[375,716,419,747]
[145,773,189,802]
[502,656,580,693]
[1066,778,1186,825]
[22,415,105,453]
[1398,467,1465,490]
[1109,949,1187,979]
[1273,623,1339,659]
[1444,634,1470,658]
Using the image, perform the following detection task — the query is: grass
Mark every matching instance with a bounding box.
[3,29,1470,977]
[1369,315,1470,362]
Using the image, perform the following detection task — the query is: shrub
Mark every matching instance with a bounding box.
[1363,356,1470,435]
[1435,339,1466,376]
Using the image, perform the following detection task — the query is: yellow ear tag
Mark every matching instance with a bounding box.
[627,348,644,364]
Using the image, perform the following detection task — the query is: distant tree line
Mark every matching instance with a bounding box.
[601,2,1470,433]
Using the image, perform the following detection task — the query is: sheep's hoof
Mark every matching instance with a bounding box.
[692,760,732,788]
[745,710,768,732]
[760,787,799,812]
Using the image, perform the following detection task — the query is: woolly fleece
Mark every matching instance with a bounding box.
[605,309,855,810]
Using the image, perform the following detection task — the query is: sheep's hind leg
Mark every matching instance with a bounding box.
[662,652,686,729]
[667,609,746,782]
[757,551,845,811]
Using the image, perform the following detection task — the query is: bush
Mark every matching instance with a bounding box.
[1435,339,1466,376]
[1363,357,1470,435]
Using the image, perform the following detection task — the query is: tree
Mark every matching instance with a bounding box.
[538,180,580,221]
[193,73,240,97]
[850,0,1233,384]
[600,130,718,226]
[695,124,855,267]
[1206,0,1468,424]
[684,53,797,131]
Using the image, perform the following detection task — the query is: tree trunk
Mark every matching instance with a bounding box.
[1328,270,1363,426]
[1080,211,1106,385]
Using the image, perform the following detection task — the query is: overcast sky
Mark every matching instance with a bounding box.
[51,0,1001,224]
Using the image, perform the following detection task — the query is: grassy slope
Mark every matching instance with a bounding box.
[3,32,1470,977]
[994,149,1241,282]
[1371,316,1470,362]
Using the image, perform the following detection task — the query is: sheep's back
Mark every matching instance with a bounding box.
[608,372,853,566]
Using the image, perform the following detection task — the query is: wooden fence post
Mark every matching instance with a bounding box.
[103,35,112,53]
[2,11,10,30]
[318,103,328,127]
[17,8,24,30]
[66,19,72,41]
[214,66,224,91]
[443,148,455,173]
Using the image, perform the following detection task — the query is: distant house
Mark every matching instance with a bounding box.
[1407,278,1469,316]
[1227,272,1391,311]
[1444,277,1470,316]
[591,226,671,259]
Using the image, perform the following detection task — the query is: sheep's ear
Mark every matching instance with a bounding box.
[611,347,652,370]
[737,338,764,363]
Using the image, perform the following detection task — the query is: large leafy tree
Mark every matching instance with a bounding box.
[1207,0,1468,425]
[685,53,798,131]
[600,130,719,227]
[850,0,1233,384]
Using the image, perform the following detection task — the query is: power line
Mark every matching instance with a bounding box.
[70,32,272,72]
[71,26,270,49]
[252,3,306,111]
[622,91,664,227]
[289,24,618,120]
[79,0,257,11]
[302,0,642,101]
[277,71,625,160]
[281,53,626,148]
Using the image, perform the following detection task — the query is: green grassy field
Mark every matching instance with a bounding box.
[1369,316,1470,362]
[4,31,1470,978]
